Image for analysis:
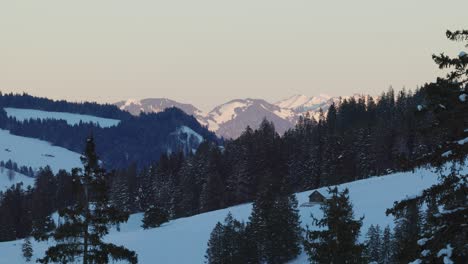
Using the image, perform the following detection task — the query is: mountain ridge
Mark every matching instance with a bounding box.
[116,94,370,139]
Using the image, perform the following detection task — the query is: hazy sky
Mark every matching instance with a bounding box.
[1,1,467,111]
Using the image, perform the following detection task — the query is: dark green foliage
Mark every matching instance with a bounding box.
[205,213,252,264]
[141,205,169,229]
[364,225,382,263]
[386,29,468,264]
[247,191,302,264]
[391,199,421,263]
[304,187,364,264]
[31,167,57,241]
[38,137,138,264]
[380,226,393,264]
[22,237,33,262]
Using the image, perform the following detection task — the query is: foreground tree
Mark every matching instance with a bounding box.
[38,137,137,264]
[386,29,468,263]
[304,187,364,263]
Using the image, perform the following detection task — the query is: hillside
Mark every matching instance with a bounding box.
[0,129,82,172]
[1,161,464,264]
[0,93,219,169]
[0,168,34,193]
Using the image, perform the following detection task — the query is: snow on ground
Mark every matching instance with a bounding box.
[4,107,120,128]
[0,161,466,264]
[176,126,204,144]
[208,100,252,125]
[0,129,82,172]
[0,167,34,192]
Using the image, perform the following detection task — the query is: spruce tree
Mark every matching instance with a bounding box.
[141,205,169,229]
[380,226,393,264]
[364,225,382,263]
[304,187,364,264]
[38,137,138,264]
[205,213,251,264]
[22,237,33,262]
[247,188,302,264]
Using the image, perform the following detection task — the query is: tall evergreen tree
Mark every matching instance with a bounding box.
[205,213,252,264]
[364,225,382,263]
[380,226,393,264]
[22,237,33,262]
[304,187,364,264]
[247,187,302,264]
[38,137,138,264]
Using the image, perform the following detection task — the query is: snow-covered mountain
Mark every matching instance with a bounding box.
[275,94,332,111]
[115,98,205,120]
[1,160,464,263]
[116,94,370,139]
[203,98,296,139]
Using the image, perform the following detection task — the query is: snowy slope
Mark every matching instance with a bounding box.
[1,161,465,264]
[0,129,82,172]
[275,94,331,110]
[4,107,120,128]
[0,167,34,192]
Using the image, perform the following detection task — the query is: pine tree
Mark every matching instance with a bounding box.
[205,213,251,264]
[247,187,302,264]
[22,237,33,262]
[391,198,421,263]
[38,137,138,264]
[141,205,169,229]
[386,29,468,264]
[304,187,364,264]
[380,226,393,264]
[364,225,382,263]
[31,167,57,241]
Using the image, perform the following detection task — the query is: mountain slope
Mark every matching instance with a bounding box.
[1,161,463,264]
[0,93,218,169]
[116,98,205,120]
[204,98,296,139]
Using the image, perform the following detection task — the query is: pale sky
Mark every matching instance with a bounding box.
[0,1,467,111]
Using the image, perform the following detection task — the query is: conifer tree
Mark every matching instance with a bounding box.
[304,187,364,264]
[364,224,382,263]
[387,29,468,264]
[247,187,302,264]
[38,137,138,264]
[22,237,33,262]
[205,213,251,264]
[380,226,393,264]
[141,205,169,229]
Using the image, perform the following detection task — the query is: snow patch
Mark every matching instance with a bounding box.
[457,137,468,145]
[4,108,120,128]
[0,129,82,172]
[459,94,467,102]
[0,167,34,192]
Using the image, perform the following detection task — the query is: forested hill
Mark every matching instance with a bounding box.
[0,92,219,169]
[0,92,131,120]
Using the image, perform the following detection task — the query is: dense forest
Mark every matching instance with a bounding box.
[0,94,218,168]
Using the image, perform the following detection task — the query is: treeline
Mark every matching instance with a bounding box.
[0,167,77,241]
[108,83,465,221]
[0,92,131,120]
[0,105,218,169]
[0,160,36,178]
